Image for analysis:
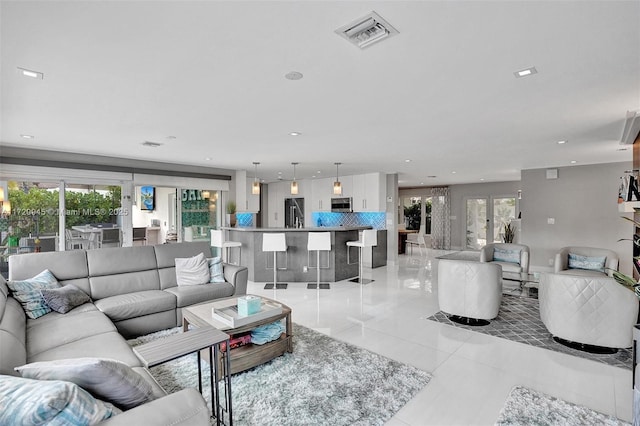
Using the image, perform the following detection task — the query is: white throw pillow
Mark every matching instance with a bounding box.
[175,253,210,286]
[15,357,155,410]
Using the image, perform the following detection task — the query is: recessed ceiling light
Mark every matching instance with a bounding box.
[420,182,424,185]
[570,160,577,164]
[285,71,303,81]
[277,171,282,175]
[205,157,212,161]
[141,141,162,148]
[451,171,457,174]
[20,134,34,139]
[514,67,537,78]
[404,159,411,163]
[480,178,485,181]
[17,67,44,79]
[312,175,316,178]
[557,140,567,144]
[316,170,321,174]
[289,132,301,136]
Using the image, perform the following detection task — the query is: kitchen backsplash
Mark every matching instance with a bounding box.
[311,212,386,230]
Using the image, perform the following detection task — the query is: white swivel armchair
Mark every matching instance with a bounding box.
[480,243,529,280]
[554,246,618,277]
[437,259,503,326]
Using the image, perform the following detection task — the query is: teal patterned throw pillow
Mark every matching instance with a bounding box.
[568,253,606,272]
[208,257,225,283]
[7,269,61,319]
[493,248,521,264]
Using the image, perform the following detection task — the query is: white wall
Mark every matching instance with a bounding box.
[521,162,633,274]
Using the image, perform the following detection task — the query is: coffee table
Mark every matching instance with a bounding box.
[182,295,293,376]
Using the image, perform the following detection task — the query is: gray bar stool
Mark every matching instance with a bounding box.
[210,229,242,266]
[346,229,377,284]
[263,233,288,290]
[307,232,331,290]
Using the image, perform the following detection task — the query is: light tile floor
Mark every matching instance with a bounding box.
[247,250,632,425]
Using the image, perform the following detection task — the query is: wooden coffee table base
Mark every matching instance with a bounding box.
[182,295,293,377]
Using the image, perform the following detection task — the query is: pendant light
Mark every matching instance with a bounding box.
[290,162,299,195]
[252,162,260,195]
[333,162,342,195]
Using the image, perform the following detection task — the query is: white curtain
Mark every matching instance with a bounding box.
[430,187,451,250]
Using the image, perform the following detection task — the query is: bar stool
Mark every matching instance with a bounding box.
[346,229,377,284]
[210,229,242,266]
[263,233,288,290]
[307,232,332,290]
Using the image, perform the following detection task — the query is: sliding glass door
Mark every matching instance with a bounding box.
[466,196,517,249]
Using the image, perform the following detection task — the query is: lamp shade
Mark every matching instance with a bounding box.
[291,181,298,195]
[0,187,4,201]
[252,181,260,195]
[333,181,342,195]
[1,200,11,215]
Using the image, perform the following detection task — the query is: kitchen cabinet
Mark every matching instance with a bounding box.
[236,170,260,212]
[352,173,385,212]
[267,181,288,228]
[311,178,332,212]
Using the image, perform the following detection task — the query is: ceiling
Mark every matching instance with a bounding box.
[1,0,639,187]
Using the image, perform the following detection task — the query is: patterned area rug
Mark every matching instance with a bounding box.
[427,294,631,369]
[496,386,630,425]
[128,323,431,426]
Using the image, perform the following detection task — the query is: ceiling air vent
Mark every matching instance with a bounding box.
[335,11,399,49]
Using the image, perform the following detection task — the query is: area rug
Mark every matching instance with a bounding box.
[495,386,629,425]
[427,294,631,369]
[435,250,481,261]
[128,323,431,426]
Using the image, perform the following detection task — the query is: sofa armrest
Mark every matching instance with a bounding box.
[479,244,494,262]
[554,248,570,273]
[99,388,210,426]
[520,250,530,274]
[223,263,248,296]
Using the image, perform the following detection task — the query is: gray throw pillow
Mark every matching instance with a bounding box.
[175,253,210,286]
[15,357,155,410]
[40,284,91,314]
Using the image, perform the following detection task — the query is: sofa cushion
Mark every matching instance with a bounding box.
[175,253,210,286]
[568,253,606,273]
[40,284,91,314]
[94,290,176,322]
[492,261,523,274]
[165,282,235,308]
[208,257,225,283]
[29,331,143,368]
[0,375,120,425]
[493,247,521,264]
[27,310,117,358]
[16,358,155,410]
[7,270,61,319]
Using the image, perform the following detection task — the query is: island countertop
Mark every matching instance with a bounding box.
[222,227,387,282]
[221,226,373,232]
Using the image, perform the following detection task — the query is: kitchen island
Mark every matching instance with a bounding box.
[222,227,387,283]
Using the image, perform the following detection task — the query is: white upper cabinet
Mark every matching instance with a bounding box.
[311,178,332,212]
[352,173,385,212]
[236,170,259,212]
[267,180,288,228]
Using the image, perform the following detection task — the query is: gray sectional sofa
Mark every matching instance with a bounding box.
[0,241,248,425]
